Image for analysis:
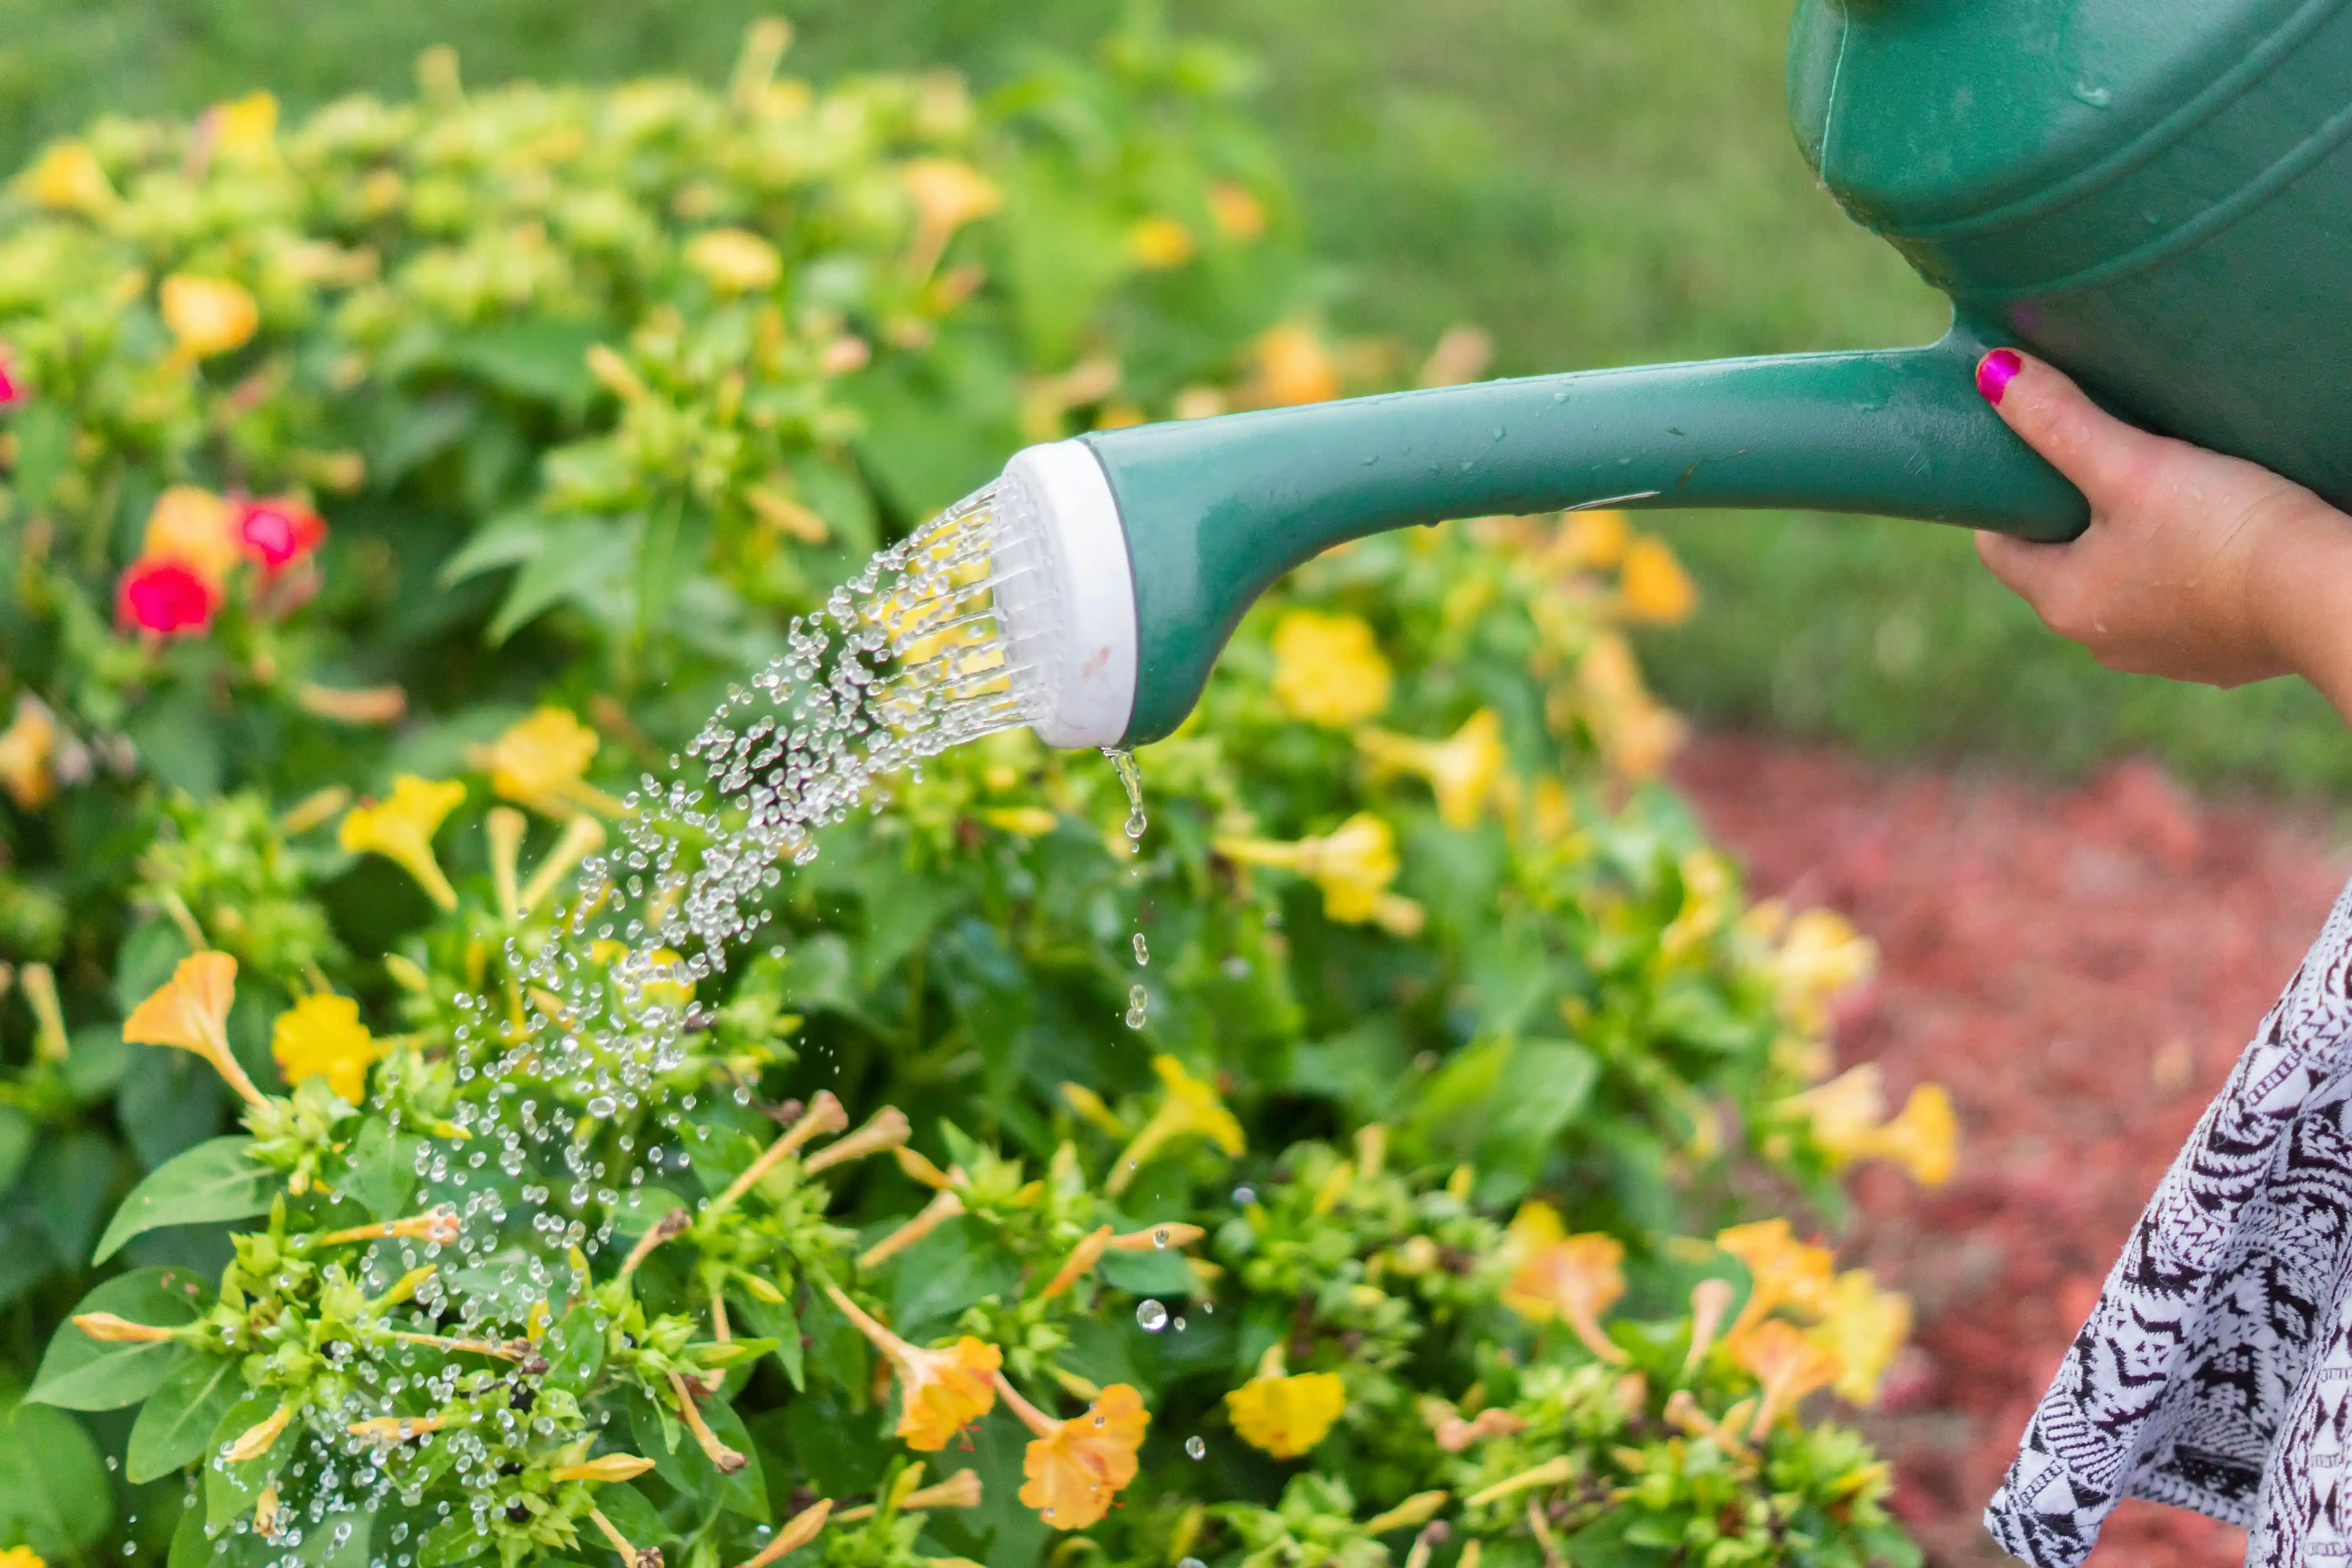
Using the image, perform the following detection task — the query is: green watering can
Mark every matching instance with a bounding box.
[988,0,2352,749]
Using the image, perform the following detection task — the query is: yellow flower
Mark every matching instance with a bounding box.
[467,708,624,819]
[1553,509,1629,571]
[0,694,58,810]
[1501,1201,1627,1363]
[684,228,783,293]
[17,140,114,213]
[340,775,466,911]
[902,159,1000,275]
[1109,1055,1244,1194]
[124,952,265,1108]
[1216,813,1423,935]
[1014,1381,1149,1530]
[142,486,241,588]
[1128,216,1196,270]
[271,992,385,1104]
[1225,1370,1345,1459]
[1760,905,1877,1033]
[1206,181,1267,242]
[1,1548,46,1568]
[1356,709,1507,828]
[821,1284,999,1450]
[1877,1082,1957,1186]
[1271,609,1392,727]
[161,274,260,360]
[1734,1318,1844,1437]
[1811,1269,1912,1406]
[210,93,279,155]
[1715,1218,1837,1336]
[1248,323,1341,407]
[549,1454,658,1486]
[1619,537,1697,624]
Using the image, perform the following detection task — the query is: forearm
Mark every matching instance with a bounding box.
[2255,506,2352,725]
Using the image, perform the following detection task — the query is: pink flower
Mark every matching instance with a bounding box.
[118,558,218,635]
[0,350,25,408]
[234,497,325,570]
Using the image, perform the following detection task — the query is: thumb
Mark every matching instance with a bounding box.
[1976,348,2160,509]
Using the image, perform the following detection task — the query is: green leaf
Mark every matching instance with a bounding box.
[1412,1036,1601,1208]
[0,1206,55,1307]
[631,1385,769,1520]
[129,1353,243,1482]
[33,1131,122,1265]
[94,1135,275,1263]
[887,1219,1019,1341]
[443,318,604,407]
[0,1105,33,1191]
[344,1118,420,1220]
[119,1040,229,1170]
[542,1302,605,1395]
[203,1394,280,1528]
[438,508,552,589]
[62,1023,132,1100]
[29,1264,209,1410]
[124,686,223,799]
[169,1487,214,1568]
[486,514,638,644]
[797,1285,869,1410]
[586,1483,665,1558]
[731,1289,803,1390]
[0,1397,111,1553]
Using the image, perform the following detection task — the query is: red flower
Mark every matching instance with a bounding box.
[118,557,218,636]
[234,497,325,570]
[0,350,24,408]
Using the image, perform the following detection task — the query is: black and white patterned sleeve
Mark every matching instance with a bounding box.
[1985,875,2352,1568]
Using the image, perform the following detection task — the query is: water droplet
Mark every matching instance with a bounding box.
[1151,1226,1171,1248]
[1233,1185,1256,1205]
[1124,983,1148,1030]
[1132,932,1149,965]
[1185,1436,1206,1460]
[1136,1299,1169,1332]
[1172,1316,1186,1331]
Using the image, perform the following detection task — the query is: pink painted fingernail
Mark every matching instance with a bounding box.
[1976,348,2023,405]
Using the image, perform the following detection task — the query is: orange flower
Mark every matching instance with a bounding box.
[1715,1218,1837,1337]
[1005,1378,1149,1531]
[123,951,265,1108]
[142,486,241,589]
[1734,1318,1843,1437]
[1501,1201,1627,1363]
[822,1283,998,1450]
[1618,536,1697,624]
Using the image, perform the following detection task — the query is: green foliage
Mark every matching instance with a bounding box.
[0,16,1931,1568]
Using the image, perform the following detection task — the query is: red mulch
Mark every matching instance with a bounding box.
[1673,734,2352,1568]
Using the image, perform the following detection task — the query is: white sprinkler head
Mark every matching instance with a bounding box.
[990,439,1139,750]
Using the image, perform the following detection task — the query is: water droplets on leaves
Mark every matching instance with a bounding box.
[1136,1298,1169,1333]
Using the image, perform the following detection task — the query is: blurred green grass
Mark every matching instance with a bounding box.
[5,0,2343,791]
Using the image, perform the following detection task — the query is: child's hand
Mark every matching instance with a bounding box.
[1972,348,2352,706]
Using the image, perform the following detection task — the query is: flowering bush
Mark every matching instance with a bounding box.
[0,14,1948,1568]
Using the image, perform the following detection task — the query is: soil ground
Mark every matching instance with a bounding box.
[1673,735,2352,1568]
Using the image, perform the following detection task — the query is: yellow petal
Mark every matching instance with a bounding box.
[1619,536,1697,624]
[1225,1371,1343,1459]
[271,992,385,1104]
[17,141,114,213]
[160,275,260,359]
[340,776,466,910]
[123,951,238,1061]
[1270,610,1391,727]
[0,694,59,811]
[685,228,783,293]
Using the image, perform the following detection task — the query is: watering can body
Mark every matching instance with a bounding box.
[1789,0,2352,514]
[996,0,2352,749]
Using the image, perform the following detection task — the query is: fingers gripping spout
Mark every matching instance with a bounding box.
[1973,348,2163,511]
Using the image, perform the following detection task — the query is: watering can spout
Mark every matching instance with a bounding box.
[991,317,2087,751]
